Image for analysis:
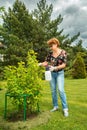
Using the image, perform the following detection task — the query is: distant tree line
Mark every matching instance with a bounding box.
[0,0,87,79]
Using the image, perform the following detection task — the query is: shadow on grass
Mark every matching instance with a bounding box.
[6,110,39,122]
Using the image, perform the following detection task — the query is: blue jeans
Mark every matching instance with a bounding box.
[50,70,68,110]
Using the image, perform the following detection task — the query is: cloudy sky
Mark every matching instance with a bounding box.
[0,0,87,48]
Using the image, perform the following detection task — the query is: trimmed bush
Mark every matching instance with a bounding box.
[72,54,86,79]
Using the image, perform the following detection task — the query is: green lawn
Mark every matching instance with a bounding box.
[0,78,87,130]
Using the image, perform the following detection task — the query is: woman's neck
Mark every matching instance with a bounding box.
[52,48,61,57]
[53,48,60,53]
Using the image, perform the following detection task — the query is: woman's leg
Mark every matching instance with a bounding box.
[50,72,58,108]
[57,70,68,109]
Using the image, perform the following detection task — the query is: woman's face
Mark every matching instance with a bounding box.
[49,44,58,51]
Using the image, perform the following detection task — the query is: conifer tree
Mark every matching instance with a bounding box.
[32,0,64,61]
[1,0,33,66]
[72,53,86,79]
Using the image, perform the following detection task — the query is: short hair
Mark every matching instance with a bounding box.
[47,38,60,47]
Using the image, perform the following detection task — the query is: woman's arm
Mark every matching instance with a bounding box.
[56,63,66,70]
[39,61,48,67]
[49,63,66,71]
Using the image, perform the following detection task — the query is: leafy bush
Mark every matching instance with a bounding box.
[4,50,44,113]
[72,54,86,79]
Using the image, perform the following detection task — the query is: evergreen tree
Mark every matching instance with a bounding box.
[1,0,33,66]
[31,0,63,61]
[72,53,86,79]
[67,39,87,76]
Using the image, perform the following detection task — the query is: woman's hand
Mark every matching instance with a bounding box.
[49,66,57,71]
[38,61,48,67]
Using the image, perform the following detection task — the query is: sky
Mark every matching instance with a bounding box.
[0,0,87,48]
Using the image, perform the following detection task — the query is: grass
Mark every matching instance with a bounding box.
[0,78,87,130]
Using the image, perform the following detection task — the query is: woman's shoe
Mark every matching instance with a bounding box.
[63,108,69,117]
[50,106,58,112]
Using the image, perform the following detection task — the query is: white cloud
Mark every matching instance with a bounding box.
[52,0,87,48]
[5,1,12,11]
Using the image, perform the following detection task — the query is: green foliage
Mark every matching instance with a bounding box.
[72,53,86,79]
[0,6,4,18]
[1,0,33,66]
[4,50,44,112]
[0,7,4,11]
[0,0,87,79]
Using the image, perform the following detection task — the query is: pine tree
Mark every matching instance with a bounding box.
[1,0,33,66]
[32,0,64,61]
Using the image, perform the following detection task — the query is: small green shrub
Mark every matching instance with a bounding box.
[72,54,86,79]
[4,50,44,113]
